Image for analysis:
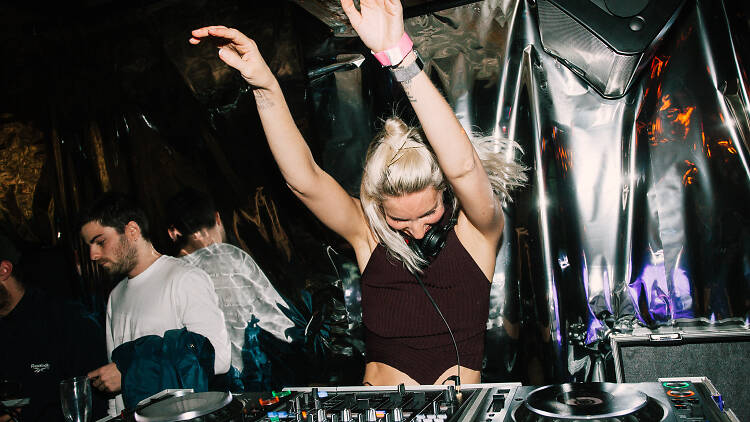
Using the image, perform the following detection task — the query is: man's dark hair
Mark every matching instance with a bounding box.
[165,188,217,241]
[78,192,151,240]
[0,233,22,267]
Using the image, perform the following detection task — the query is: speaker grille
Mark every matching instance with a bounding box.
[537,1,641,97]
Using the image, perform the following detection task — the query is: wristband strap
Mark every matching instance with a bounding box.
[372,33,413,67]
[390,50,424,82]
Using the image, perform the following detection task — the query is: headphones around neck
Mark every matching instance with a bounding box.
[407,218,457,263]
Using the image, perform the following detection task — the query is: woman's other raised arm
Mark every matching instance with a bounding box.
[190,26,370,247]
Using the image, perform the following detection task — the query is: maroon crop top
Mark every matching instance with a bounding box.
[360,229,491,384]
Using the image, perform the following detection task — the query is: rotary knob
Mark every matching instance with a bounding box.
[392,408,403,422]
[365,408,377,422]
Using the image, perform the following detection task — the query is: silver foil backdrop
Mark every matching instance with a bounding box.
[308,0,750,384]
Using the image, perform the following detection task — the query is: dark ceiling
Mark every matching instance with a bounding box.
[0,0,481,117]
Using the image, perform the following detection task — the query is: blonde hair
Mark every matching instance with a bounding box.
[360,117,526,274]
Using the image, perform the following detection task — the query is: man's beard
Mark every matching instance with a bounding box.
[100,235,138,277]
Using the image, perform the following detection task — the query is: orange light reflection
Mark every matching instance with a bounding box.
[649,56,670,79]
[682,160,698,185]
[674,107,694,137]
[659,95,672,111]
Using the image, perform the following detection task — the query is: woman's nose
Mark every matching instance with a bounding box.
[409,222,429,239]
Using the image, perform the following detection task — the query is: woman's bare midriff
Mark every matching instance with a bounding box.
[363,362,480,386]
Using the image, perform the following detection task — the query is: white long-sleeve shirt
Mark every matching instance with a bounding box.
[105,255,230,414]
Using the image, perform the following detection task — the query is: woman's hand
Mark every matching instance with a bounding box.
[341,0,404,53]
[190,26,277,91]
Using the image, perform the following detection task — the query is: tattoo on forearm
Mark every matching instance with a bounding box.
[403,80,417,103]
[253,90,275,110]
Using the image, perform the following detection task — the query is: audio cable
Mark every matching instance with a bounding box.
[413,273,461,396]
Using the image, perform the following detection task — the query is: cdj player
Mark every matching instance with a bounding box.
[111,377,739,422]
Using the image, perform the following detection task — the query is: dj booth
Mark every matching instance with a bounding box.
[105,377,739,422]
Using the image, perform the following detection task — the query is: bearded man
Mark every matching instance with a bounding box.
[79,193,230,416]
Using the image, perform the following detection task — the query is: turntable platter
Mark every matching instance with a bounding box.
[524,383,647,420]
[134,391,234,422]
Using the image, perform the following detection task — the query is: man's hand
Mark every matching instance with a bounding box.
[87,362,122,393]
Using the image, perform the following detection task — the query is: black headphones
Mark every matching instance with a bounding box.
[401,189,457,264]
[407,217,457,262]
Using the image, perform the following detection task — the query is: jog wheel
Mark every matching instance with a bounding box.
[521,383,649,420]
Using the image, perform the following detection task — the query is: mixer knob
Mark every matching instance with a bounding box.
[317,408,327,422]
[341,408,352,422]
[331,413,339,422]
[392,408,403,422]
[365,408,377,422]
[443,386,455,403]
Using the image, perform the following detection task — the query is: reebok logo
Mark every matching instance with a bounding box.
[30,363,51,374]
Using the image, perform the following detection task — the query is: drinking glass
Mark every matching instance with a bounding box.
[59,376,91,422]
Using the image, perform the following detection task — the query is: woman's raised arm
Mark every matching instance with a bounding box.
[190,26,370,247]
[340,1,503,238]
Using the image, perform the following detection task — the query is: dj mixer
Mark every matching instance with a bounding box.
[120,377,740,421]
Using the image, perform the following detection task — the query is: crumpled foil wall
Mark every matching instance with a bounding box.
[0,121,47,241]
[306,0,750,384]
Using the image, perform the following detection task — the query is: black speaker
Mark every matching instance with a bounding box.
[610,327,750,419]
[536,0,686,98]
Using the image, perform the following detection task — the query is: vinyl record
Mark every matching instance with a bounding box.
[135,391,234,422]
[524,383,647,419]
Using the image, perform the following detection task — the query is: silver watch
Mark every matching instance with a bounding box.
[389,50,424,83]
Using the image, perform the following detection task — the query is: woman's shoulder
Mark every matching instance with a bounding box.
[350,196,379,249]
[453,210,502,281]
[454,208,504,243]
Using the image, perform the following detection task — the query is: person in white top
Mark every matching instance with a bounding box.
[80,192,230,415]
[165,188,295,383]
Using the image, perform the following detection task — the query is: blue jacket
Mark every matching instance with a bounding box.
[110,328,215,409]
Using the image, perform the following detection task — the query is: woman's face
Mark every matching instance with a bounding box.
[382,187,445,239]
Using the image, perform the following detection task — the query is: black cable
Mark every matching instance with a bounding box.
[413,273,461,392]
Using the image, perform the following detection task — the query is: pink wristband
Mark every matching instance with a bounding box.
[372,33,413,67]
